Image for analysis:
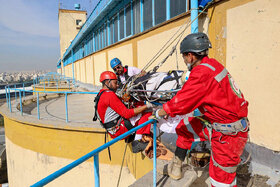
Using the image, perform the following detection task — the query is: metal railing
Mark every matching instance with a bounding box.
[6,87,98,123]
[5,73,159,186]
[31,119,158,187]
[4,73,77,122]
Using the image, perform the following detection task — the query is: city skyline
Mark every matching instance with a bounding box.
[0,0,98,73]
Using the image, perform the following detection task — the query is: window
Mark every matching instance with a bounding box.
[170,0,186,18]
[155,0,166,25]
[125,4,132,36]
[104,23,107,47]
[109,19,114,44]
[133,0,140,34]
[76,19,82,25]
[95,32,99,51]
[143,0,153,30]
[113,15,118,43]
[100,29,102,49]
[100,27,104,49]
[119,10,125,40]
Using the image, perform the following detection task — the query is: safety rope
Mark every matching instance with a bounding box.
[116,143,128,187]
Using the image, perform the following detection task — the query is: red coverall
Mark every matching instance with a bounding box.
[163,56,249,186]
[97,89,151,139]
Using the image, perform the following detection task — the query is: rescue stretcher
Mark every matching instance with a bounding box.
[119,70,189,104]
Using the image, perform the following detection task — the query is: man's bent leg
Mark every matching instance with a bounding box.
[164,117,207,180]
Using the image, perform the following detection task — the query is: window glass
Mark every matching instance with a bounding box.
[155,0,166,25]
[104,23,107,47]
[114,15,118,43]
[143,0,153,30]
[90,37,93,53]
[170,0,186,18]
[76,19,82,26]
[95,32,99,51]
[133,0,140,34]
[98,30,101,50]
[125,4,131,36]
[109,19,114,44]
[119,10,124,40]
[101,27,104,49]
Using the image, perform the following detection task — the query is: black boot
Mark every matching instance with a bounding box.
[131,140,149,153]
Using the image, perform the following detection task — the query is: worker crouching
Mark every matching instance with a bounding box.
[93,71,153,153]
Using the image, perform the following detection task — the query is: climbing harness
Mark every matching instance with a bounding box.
[196,116,250,173]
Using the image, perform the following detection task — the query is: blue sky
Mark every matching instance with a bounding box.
[0,0,98,72]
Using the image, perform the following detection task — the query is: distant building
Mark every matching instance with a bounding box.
[58,9,87,74]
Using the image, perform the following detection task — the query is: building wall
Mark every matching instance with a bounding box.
[58,9,87,74]
[85,56,94,84]
[62,0,280,151]
[226,0,280,151]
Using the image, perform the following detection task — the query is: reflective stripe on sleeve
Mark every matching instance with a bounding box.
[184,118,201,142]
[200,63,216,71]
[215,68,228,82]
[210,177,236,187]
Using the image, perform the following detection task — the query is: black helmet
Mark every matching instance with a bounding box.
[180,32,212,54]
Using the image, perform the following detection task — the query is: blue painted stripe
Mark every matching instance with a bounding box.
[152,0,155,26]
[191,0,199,33]
[131,0,133,35]
[166,0,170,20]
[140,0,144,32]
[94,154,100,186]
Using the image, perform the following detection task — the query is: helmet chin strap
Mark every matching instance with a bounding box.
[105,80,115,92]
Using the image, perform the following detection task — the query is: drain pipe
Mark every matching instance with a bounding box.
[191,0,199,33]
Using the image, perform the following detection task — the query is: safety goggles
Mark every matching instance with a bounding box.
[113,65,122,71]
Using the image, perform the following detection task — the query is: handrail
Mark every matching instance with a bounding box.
[6,86,99,123]
[31,119,158,187]
[4,74,159,186]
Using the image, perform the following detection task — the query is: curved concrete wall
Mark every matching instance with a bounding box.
[0,103,153,186]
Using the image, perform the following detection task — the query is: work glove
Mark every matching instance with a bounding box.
[145,101,157,109]
[148,109,163,121]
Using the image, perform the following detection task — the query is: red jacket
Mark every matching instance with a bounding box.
[163,56,248,124]
[97,89,135,123]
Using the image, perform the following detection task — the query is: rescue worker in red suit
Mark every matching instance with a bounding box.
[93,71,153,153]
[151,32,249,186]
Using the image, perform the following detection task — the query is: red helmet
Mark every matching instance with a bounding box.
[99,71,117,82]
